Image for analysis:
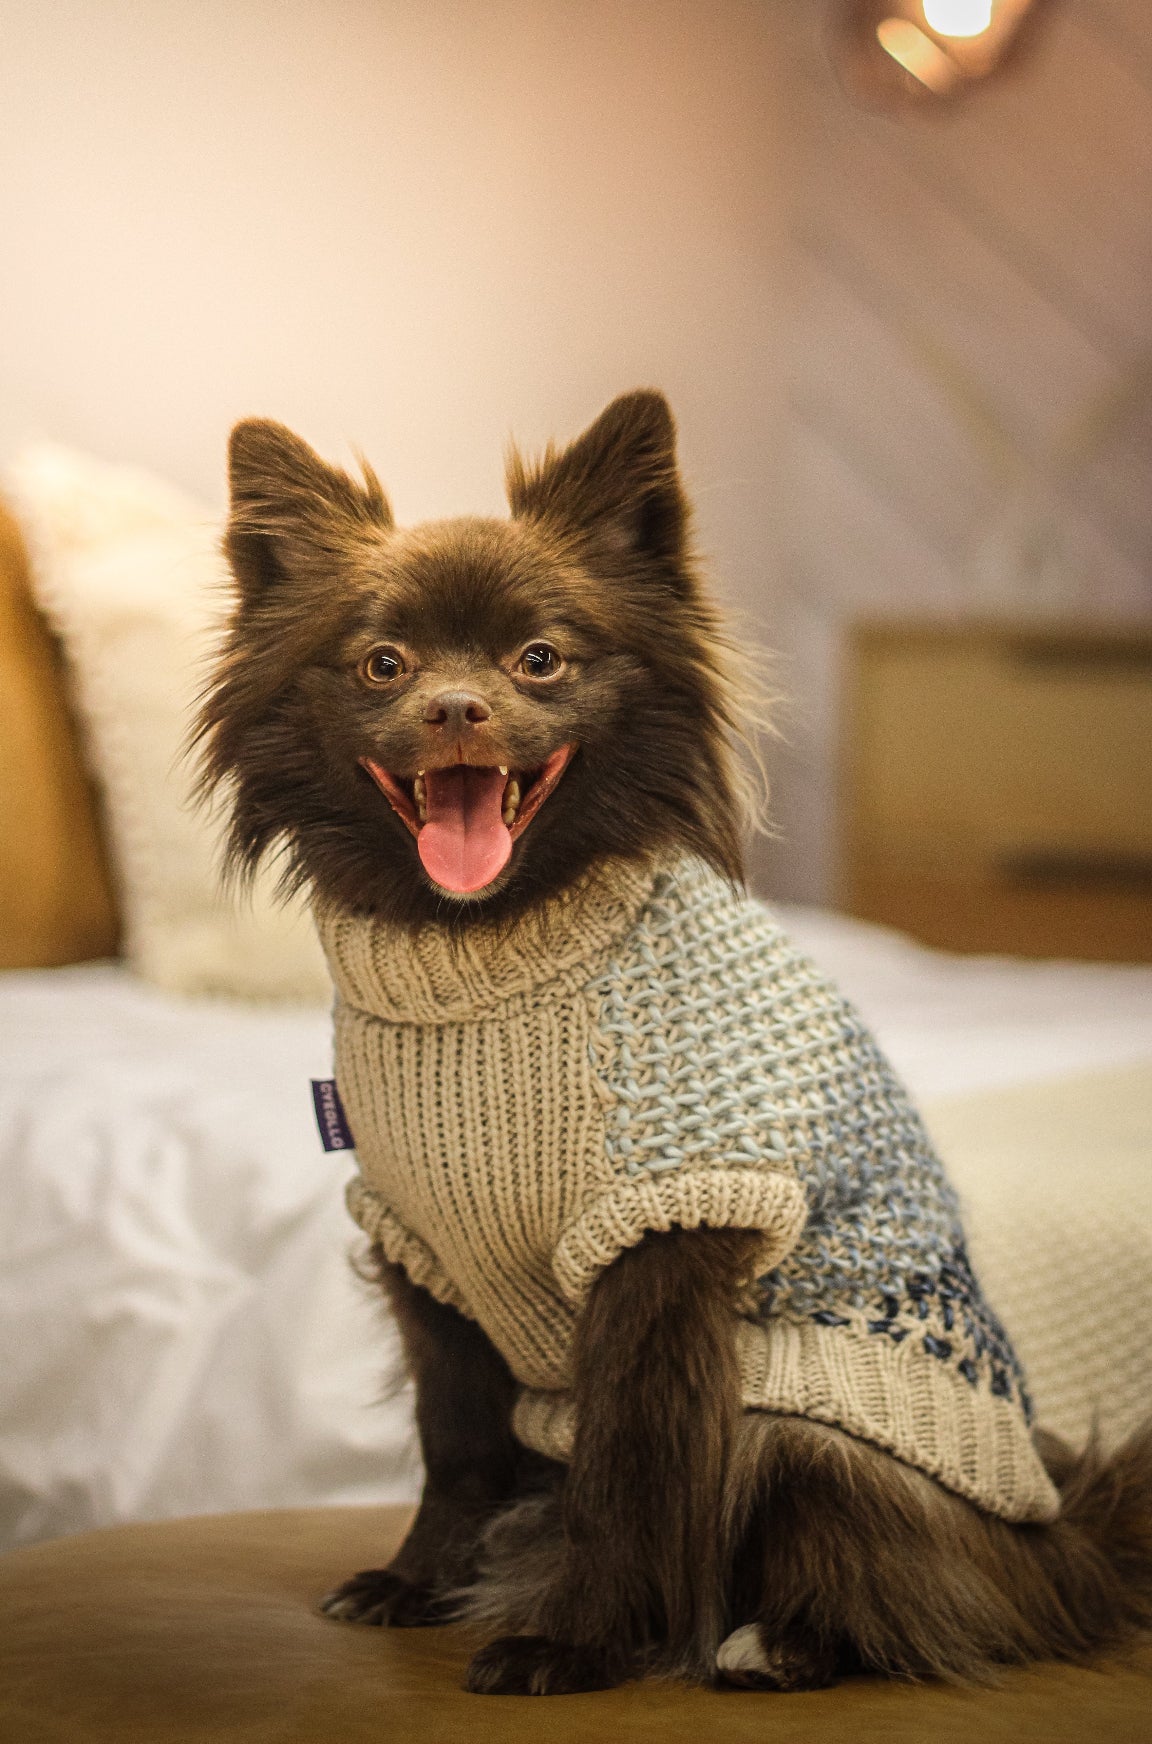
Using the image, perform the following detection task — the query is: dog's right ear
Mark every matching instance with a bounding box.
[225,419,392,602]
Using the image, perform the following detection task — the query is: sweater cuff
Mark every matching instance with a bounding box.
[552,1167,808,1306]
[345,1179,471,1316]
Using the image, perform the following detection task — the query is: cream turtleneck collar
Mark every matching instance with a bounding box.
[313,853,665,1025]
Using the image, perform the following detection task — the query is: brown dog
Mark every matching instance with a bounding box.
[198,391,1152,1695]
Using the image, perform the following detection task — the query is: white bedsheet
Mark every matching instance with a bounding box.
[2,914,1151,1549]
[0,967,418,1551]
[780,907,1152,1099]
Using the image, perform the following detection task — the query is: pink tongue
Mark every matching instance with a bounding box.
[418,767,512,893]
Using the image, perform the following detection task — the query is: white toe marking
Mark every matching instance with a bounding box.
[716,1623,771,1676]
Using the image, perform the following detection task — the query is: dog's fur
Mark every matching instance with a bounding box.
[198,391,1152,1694]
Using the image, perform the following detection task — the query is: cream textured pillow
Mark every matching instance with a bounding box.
[5,443,331,1002]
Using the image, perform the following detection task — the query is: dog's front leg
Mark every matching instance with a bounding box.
[466,1225,759,1694]
[322,1252,534,1627]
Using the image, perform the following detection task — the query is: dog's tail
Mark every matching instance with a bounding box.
[723,1413,1152,1686]
[1033,1420,1152,1654]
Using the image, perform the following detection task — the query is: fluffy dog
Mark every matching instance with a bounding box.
[198,390,1152,1695]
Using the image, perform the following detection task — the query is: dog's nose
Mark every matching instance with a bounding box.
[423,688,493,731]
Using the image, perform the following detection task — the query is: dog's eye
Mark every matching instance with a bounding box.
[518,642,564,679]
[360,646,407,686]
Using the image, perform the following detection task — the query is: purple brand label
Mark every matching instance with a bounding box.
[311,1079,356,1153]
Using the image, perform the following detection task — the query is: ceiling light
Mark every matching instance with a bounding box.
[833,0,1052,112]
[922,0,995,36]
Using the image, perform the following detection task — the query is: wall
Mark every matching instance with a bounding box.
[0,0,785,613]
[765,0,1152,900]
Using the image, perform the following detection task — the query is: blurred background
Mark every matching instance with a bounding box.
[0,0,1149,1549]
[2,0,1150,909]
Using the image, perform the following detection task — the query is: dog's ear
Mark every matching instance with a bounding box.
[225,419,392,602]
[506,390,690,575]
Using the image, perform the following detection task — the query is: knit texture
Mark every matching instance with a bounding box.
[316,856,1058,1524]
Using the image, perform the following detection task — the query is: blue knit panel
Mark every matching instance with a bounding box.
[588,859,1031,1419]
[587,870,797,1177]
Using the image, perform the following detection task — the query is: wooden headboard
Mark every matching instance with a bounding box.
[0,498,120,967]
[841,619,1152,963]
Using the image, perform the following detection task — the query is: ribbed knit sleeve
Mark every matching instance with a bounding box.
[552,1166,807,1304]
[345,1178,470,1315]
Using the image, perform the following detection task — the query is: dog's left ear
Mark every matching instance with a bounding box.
[506,390,690,575]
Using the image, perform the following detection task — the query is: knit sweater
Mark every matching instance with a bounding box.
[316,855,1059,1524]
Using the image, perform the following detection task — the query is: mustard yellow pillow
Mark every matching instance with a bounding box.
[0,497,118,967]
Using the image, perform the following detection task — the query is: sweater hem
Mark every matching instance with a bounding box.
[552,1168,808,1306]
[513,1315,1059,1524]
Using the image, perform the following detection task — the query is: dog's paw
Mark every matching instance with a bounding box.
[716,1623,836,1692]
[319,1567,454,1627]
[465,1634,616,1696]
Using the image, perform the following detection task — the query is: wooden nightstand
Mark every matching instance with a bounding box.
[840,621,1152,962]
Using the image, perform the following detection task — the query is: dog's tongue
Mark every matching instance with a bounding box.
[418,766,511,893]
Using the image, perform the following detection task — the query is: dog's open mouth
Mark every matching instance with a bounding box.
[360,745,576,895]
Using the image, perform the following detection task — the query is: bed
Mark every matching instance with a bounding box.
[1,463,1150,1557]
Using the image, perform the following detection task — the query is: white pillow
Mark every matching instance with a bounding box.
[5,443,331,1003]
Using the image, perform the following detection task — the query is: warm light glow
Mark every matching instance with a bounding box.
[876,17,960,90]
[922,0,994,36]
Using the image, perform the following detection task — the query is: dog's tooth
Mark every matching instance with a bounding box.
[502,776,521,828]
[413,774,427,824]
[498,765,508,776]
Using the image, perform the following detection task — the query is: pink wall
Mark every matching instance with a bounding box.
[0,0,787,613]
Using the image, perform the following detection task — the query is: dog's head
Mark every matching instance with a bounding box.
[198,390,755,927]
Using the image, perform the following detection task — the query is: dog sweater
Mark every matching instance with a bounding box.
[315,855,1059,1523]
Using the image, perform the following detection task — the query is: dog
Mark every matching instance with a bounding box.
[198,390,1152,1695]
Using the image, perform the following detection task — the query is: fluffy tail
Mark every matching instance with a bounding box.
[719,1413,1152,1687]
[1034,1420,1152,1655]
